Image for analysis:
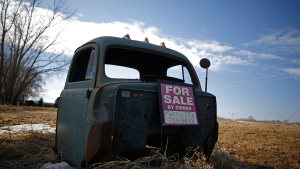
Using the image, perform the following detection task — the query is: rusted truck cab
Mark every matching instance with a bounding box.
[56,36,218,168]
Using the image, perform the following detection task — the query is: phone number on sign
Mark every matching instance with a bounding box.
[164,111,198,124]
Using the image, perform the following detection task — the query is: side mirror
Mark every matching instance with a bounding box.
[199,58,211,92]
[200,58,210,69]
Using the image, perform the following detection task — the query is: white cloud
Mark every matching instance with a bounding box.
[283,68,300,78]
[243,28,300,53]
[262,65,278,70]
[40,75,66,102]
[185,39,234,53]
[291,59,300,64]
[234,50,284,60]
[44,18,250,71]
[234,50,256,56]
[234,50,256,58]
[208,54,252,71]
[257,53,285,60]
[42,89,62,103]
[78,13,84,17]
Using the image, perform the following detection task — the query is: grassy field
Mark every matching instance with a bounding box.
[0,105,300,169]
[218,119,300,168]
[0,105,57,128]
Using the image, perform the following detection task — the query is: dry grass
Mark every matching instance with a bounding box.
[0,132,60,169]
[89,144,260,169]
[88,148,212,169]
[1,105,300,169]
[218,119,300,168]
[0,105,56,128]
[0,105,59,169]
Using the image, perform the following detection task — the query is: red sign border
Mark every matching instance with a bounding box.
[157,79,200,127]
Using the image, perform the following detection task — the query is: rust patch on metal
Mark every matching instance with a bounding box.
[86,120,115,168]
[134,94,143,97]
[72,91,76,97]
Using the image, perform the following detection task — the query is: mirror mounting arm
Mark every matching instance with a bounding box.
[200,58,211,92]
[182,65,185,82]
[205,68,208,92]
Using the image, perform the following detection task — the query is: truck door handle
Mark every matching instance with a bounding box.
[86,89,92,99]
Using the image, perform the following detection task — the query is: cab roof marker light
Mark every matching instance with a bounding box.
[144,37,149,43]
[122,34,131,40]
[160,42,166,47]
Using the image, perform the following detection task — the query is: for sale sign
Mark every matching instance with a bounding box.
[157,79,199,126]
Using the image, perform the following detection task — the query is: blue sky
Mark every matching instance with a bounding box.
[40,0,300,122]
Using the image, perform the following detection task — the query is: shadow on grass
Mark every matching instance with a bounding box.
[0,132,60,169]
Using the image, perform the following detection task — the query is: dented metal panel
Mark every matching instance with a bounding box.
[56,88,90,167]
[83,83,218,165]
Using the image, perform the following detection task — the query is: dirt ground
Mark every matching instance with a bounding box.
[0,105,300,169]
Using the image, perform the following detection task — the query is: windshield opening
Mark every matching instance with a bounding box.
[104,47,197,86]
[167,65,193,85]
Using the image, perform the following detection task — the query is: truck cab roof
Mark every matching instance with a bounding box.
[69,36,201,90]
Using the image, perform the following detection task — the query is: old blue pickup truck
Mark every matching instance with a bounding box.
[56,35,218,168]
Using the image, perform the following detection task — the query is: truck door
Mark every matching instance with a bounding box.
[56,44,98,167]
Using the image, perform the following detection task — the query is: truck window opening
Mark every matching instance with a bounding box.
[105,64,139,79]
[104,47,195,84]
[167,65,193,85]
[69,48,95,82]
[85,50,96,80]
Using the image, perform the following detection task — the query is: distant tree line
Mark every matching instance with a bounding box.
[0,0,74,105]
[23,97,57,107]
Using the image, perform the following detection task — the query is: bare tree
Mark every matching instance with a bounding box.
[248,115,255,121]
[0,0,75,104]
